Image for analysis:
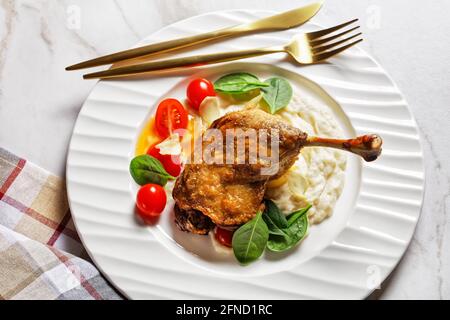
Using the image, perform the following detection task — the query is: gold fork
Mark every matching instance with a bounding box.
[84,19,361,80]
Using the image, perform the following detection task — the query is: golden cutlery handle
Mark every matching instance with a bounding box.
[84,46,285,79]
[69,27,244,70]
[66,2,323,70]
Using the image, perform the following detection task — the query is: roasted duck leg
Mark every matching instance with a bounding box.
[173,109,382,234]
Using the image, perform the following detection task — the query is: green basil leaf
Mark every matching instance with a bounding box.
[129,155,175,186]
[214,73,269,94]
[267,205,310,252]
[263,199,288,236]
[287,204,312,227]
[232,212,269,265]
[262,77,293,114]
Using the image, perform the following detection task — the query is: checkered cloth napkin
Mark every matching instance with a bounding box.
[0,148,122,300]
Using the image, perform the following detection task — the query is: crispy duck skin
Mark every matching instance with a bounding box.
[172,163,267,233]
[174,206,215,235]
[208,108,308,182]
[173,109,382,234]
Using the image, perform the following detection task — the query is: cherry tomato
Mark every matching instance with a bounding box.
[186,78,216,110]
[155,99,188,139]
[147,143,182,177]
[136,184,167,219]
[215,227,234,248]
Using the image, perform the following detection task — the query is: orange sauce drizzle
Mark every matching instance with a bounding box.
[135,116,199,157]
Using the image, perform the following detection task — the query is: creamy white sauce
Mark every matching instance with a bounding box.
[265,95,347,224]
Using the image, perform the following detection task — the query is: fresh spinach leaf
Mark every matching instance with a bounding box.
[266,204,311,252]
[232,212,269,265]
[214,73,269,94]
[129,154,175,186]
[263,199,288,236]
[262,77,293,114]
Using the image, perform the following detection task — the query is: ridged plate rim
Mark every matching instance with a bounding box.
[66,9,425,300]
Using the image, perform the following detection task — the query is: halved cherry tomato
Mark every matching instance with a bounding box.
[155,99,188,139]
[187,78,216,110]
[136,184,167,220]
[215,227,234,248]
[147,142,182,177]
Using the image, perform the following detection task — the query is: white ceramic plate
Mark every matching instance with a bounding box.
[67,10,425,299]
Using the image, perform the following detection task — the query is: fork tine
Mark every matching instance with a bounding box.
[310,26,360,46]
[312,32,362,54]
[307,19,359,40]
[313,39,363,62]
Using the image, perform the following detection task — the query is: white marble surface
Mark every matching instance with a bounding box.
[0,0,449,299]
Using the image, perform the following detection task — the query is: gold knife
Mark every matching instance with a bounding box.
[66,1,323,71]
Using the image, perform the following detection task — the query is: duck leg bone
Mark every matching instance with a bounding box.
[305,134,383,162]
